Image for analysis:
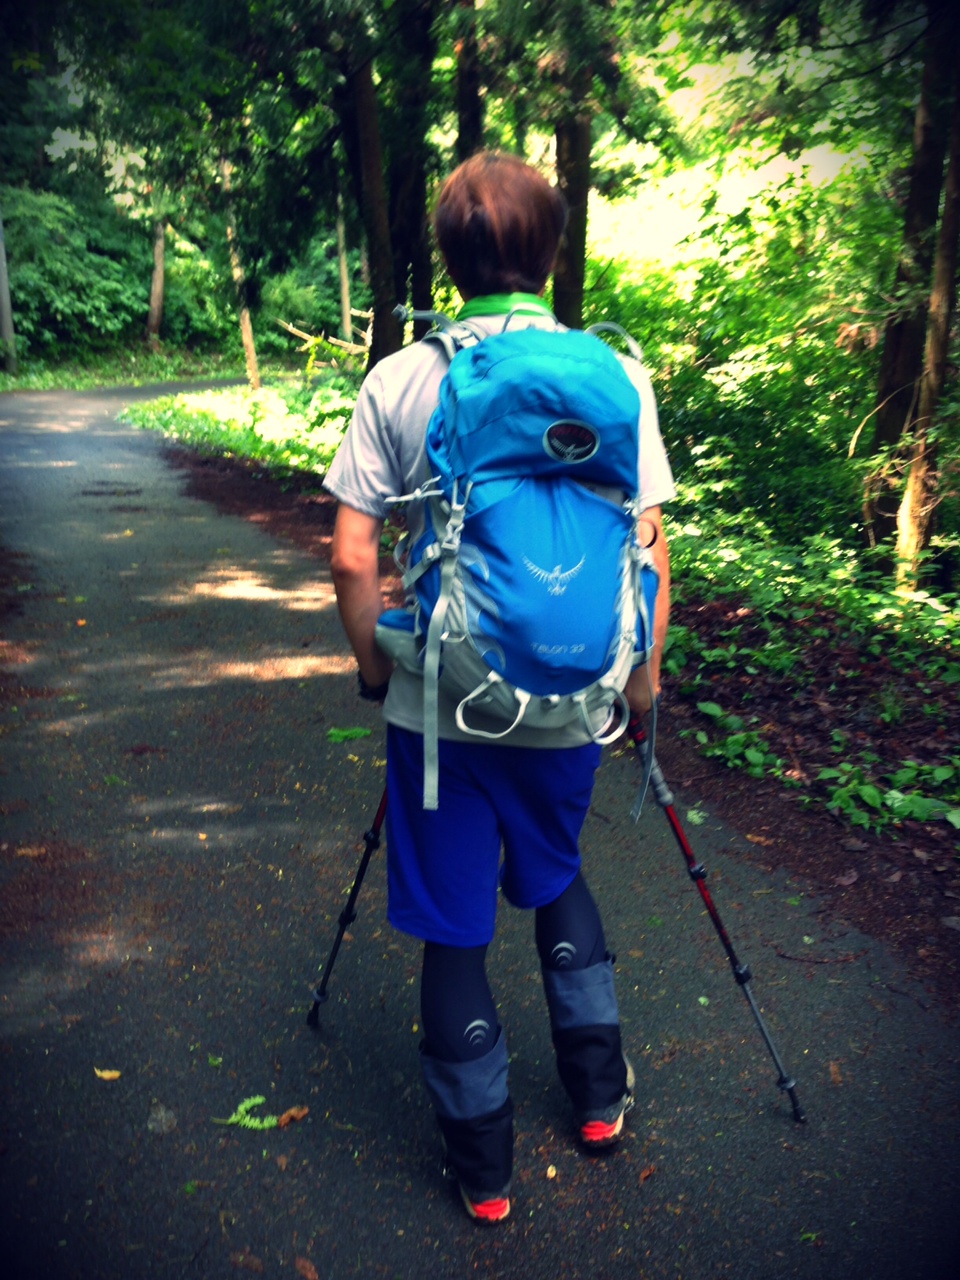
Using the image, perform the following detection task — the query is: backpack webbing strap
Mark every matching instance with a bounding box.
[455,674,531,738]
[421,483,471,810]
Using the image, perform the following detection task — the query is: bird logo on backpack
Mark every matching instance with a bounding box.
[377,307,659,809]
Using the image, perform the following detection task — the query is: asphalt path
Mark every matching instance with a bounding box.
[1,388,958,1280]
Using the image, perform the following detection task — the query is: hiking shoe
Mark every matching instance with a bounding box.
[578,1056,635,1152]
[459,1183,511,1225]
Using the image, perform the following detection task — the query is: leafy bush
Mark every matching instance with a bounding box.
[122,368,362,477]
[1,186,151,358]
[161,234,238,352]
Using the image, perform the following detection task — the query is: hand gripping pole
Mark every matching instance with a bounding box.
[306,788,388,1027]
[629,719,806,1123]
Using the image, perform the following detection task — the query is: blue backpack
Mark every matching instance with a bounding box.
[376,311,658,809]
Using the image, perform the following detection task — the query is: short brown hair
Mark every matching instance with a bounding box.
[434,152,567,298]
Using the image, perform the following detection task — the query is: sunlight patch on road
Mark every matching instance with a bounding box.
[150,651,354,688]
[161,567,336,610]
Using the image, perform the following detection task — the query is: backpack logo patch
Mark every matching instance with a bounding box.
[543,420,599,464]
[522,554,585,596]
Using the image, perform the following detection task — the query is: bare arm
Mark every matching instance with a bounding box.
[330,503,394,690]
[625,505,671,716]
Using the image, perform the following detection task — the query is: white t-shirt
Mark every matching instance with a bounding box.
[324,313,676,744]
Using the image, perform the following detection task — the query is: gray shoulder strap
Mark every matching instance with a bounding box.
[393,304,484,362]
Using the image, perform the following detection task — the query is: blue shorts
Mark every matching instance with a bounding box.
[385,725,603,947]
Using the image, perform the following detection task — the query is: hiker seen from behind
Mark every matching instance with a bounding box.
[324,150,674,1225]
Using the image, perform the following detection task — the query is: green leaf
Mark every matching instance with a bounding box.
[696,701,724,719]
[327,727,372,743]
[212,1095,278,1130]
[857,784,884,809]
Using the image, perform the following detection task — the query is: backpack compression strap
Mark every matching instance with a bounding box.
[421,480,472,810]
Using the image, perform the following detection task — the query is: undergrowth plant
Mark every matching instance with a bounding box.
[121,369,363,477]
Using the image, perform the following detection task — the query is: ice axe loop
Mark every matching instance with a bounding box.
[628,716,806,1124]
[306,787,388,1028]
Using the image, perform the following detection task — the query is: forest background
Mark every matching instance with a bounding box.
[1,1,958,915]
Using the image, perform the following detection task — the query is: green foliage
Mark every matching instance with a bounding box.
[1,186,151,358]
[693,701,788,779]
[122,369,363,477]
[666,501,958,660]
[585,160,888,552]
[0,348,246,393]
[816,760,960,834]
[252,234,373,357]
[160,234,238,352]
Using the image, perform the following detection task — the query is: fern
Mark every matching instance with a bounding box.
[212,1095,279,1130]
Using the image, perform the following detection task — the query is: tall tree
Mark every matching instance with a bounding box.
[0,210,17,374]
[862,1,956,552]
[895,40,960,583]
[382,0,441,339]
[345,56,402,365]
[454,0,484,161]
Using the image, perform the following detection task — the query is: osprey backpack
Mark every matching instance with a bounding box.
[376,310,659,809]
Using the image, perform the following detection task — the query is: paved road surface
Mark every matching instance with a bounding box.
[1,388,958,1279]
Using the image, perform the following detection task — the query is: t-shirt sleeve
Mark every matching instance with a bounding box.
[627,360,676,512]
[323,369,403,518]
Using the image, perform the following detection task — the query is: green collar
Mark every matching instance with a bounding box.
[457,292,552,320]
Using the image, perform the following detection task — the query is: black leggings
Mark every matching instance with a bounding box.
[420,872,607,1063]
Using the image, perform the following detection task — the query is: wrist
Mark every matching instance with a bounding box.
[357,670,390,702]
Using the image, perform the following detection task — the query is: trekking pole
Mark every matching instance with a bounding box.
[628,717,806,1123]
[306,788,388,1027]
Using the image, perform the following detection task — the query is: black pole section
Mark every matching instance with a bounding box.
[306,788,388,1027]
[628,718,806,1123]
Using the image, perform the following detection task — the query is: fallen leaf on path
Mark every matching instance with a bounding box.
[327,727,372,743]
[17,845,47,859]
[94,1068,121,1080]
[834,870,859,887]
[746,834,775,847]
[295,1260,319,1280]
[146,1102,177,1134]
[886,870,903,883]
[229,1250,264,1273]
[277,1105,309,1128]
[639,1165,656,1183]
[829,1061,843,1086]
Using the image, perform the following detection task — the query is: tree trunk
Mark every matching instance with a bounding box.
[895,47,960,588]
[455,0,484,162]
[336,193,352,341]
[145,218,166,352]
[553,111,592,329]
[0,209,17,375]
[386,0,438,341]
[219,157,261,390]
[348,60,401,368]
[863,4,954,549]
